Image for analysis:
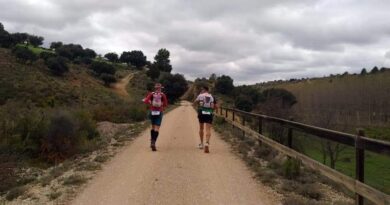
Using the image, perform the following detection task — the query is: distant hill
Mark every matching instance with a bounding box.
[255,71,390,140]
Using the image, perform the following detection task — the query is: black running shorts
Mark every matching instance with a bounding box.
[198,110,213,124]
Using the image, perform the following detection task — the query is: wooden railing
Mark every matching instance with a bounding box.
[216,107,390,205]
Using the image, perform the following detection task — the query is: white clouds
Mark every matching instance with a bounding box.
[1,0,390,84]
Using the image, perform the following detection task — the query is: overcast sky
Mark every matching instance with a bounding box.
[1,0,390,84]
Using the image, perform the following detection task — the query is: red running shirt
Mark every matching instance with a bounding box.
[143,91,168,111]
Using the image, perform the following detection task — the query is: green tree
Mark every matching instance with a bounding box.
[370,66,379,74]
[28,35,44,47]
[360,68,367,75]
[0,22,12,48]
[83,48,97,59]
[11,32,28,44]
[45,56,69,76]
[153,48,172,72]
[215,75,234,95]
[119,51,132,66]
[128,50,147,69]
[146,66,160,80]
[104,52,119,63]
[50,41,63,50]
[159,73,188,103]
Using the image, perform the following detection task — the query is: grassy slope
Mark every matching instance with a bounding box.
[0,48,122,109]
[254,74,390,194]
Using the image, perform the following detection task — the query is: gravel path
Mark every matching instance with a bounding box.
[71,102,280,205]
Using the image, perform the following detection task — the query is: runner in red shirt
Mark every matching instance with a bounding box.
[143,83,168,151]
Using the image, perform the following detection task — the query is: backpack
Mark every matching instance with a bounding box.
[151,92,163,107]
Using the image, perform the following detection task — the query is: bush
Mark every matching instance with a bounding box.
[100,73,117,86]
[41,111,78,163]
[297,183,322,200]
[282,158,301,179]
[6,186,27,200]
[39,51,57,61]
[90,61,116,75]
[11,46,37,63]
[74,110,99,140]
[62,174,87,186]
[45,56,68,76]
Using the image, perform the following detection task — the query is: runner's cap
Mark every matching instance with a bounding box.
[155,83,164,88]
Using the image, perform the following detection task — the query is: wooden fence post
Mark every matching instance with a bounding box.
[355,129,365,205]
[225,109,228,118]
[287,118,293,148]
[232,109,235,121]
[258,117,263,135]
[242,114,246,137]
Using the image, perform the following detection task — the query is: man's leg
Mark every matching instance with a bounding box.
[199,123,204,145]
[204,123,212,153]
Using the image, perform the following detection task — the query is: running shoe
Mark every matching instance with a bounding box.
[204,143,209,153]
[198,143,204,149]
[151,143,157,151]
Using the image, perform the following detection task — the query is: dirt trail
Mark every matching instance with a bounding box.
[71,102,280,205]
[112,73,134,97]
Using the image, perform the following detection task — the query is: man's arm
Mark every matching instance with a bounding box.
[143,93,152,104]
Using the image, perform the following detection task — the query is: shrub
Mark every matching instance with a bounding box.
[100,73,117,86]
[90,61,116,75]
[74,110,99,140]
[39,51,57,61]
[14,111,49,154]
[282,158,301,179]
[62,174,87,186]
[12,46,37,63]
[6,186,27,200]
[45,56,69,76]
[297,183,322,200]
[41,111,78,163]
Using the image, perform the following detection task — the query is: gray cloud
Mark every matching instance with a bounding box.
[1,0,390,84]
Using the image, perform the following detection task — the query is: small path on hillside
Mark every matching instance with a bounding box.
[71,102,280,205]
[112,73,134,97]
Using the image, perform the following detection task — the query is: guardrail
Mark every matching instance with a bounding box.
[216,107,390,205]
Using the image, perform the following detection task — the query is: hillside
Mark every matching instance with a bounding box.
[255,72,390,139]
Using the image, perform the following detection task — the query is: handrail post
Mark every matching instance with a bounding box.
[225,108,228,118]
[287,118,293,148]
[232,109,235,121]
[355,129,365,205]
[258,117,263,134]
[242,114,246,137]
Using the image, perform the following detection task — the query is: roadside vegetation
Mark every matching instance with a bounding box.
[0,21,188,202]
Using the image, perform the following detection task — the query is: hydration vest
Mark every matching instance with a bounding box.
[151,92,163,107]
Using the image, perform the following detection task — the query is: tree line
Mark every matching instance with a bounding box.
[0,22,182,93]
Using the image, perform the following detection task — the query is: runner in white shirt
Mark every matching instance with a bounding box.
[193,86,217,153]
